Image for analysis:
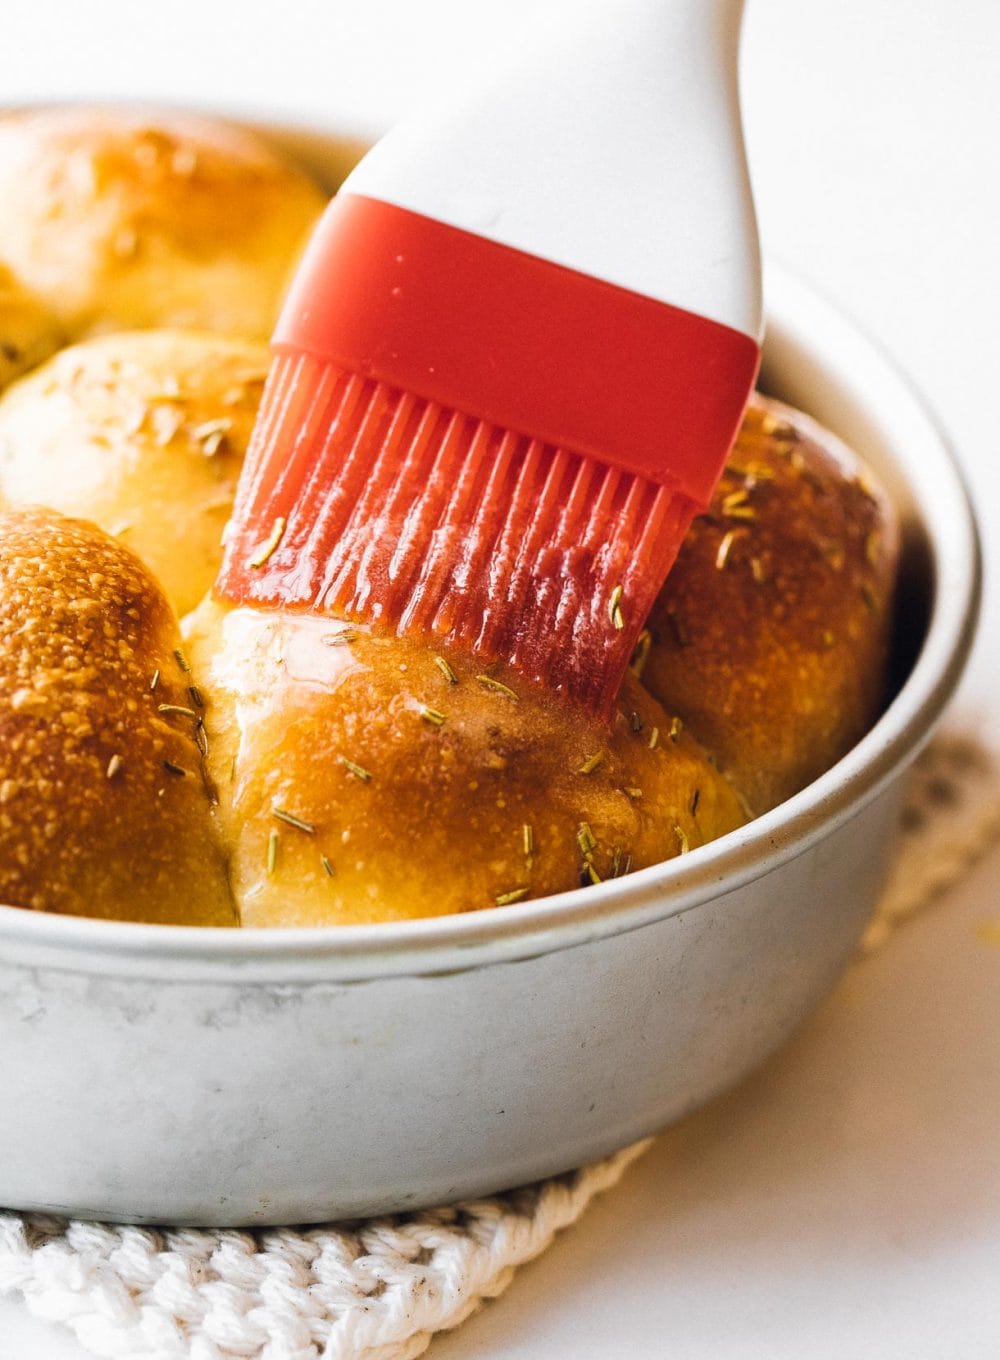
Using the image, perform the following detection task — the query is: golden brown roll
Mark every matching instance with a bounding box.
[0,507,234,924]
[639,394,899,813]
[0,263,63,392]
[0,106,327,339]
[0,330,268,615]
[185,601,748,926]
[0,101,904,929]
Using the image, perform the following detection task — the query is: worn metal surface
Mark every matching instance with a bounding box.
[0,129,980,1224]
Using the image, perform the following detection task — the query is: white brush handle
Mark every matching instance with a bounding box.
[343,0,760,339]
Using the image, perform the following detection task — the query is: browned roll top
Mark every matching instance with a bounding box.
[0,107,902,927]
[0,263,62,393]
[186,602,747,926]
[642,396,899,813]
[0,508,234,924]
[0,330,269,616]
[0,105,327,340]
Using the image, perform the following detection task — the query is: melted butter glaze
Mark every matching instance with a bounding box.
[187,601,747,926]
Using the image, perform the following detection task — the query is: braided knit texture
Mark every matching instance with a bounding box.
[0,1141,650,1360]
[1,730,998,1360]
[859,733,1000,954]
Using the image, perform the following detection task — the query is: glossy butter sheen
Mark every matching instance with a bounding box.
[187,601,747,925]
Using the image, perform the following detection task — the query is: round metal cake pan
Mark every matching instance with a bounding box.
[0,121,981,1225]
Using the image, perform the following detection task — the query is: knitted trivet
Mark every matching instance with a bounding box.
[859,732,1000,953]
[2,730,998,1360]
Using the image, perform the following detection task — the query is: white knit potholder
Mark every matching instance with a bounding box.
[2,730,999,1360]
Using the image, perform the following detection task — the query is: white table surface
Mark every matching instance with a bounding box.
[2,1,999,1355]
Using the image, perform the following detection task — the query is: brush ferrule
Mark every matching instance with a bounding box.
[274,194,759,509]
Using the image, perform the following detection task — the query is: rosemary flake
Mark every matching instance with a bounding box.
[151,405,184,447]
[611,846,634,879]
[149,669,160,692]
[321,853,335,877]
[163,760,188,777]
[496,887,529,907]
[522,824,534,857]
[577,822,597,856]
[761,413,796,439]
[187,684,205,709]
[267,829,279,875]
[722,488,750,514]
[158,704,197,719]
[668,716,683,742]
[716,529,741,570]
[434,654,458,684]
[248,516,286,570]
[608,584,625,631]
[420,705,447,727]
[690,788,701,816]
[476,674,519,701]
[191,418,232,457]
[322,629,358,646]
[630,629,652,678]
[675,824,690,855]
[173,648,190,673]
[648,725,660,751]
[860,583,879,615]
[577,751,605,775]
[340,756,372,782]
[106,754,124,779]
[194,719,209,758]
[624,786,643,800]
[272,806,316,834]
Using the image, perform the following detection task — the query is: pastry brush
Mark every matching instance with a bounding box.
[217,0,762,716]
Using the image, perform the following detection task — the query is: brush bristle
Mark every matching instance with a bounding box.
[216,352,698,716]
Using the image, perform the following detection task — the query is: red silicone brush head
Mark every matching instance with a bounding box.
[218,356,698,713]
[216,195,759,717]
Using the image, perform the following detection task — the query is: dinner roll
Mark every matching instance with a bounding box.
[0,99,906,930]
[0,508,234,924]
[185,602,748,926]
[0,263,62,392]
[640,395,899,813]
[0,330,268,615]
[0,106,327,339]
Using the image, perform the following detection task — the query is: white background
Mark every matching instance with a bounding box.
[2,0,999,1355]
